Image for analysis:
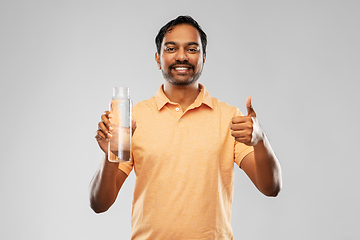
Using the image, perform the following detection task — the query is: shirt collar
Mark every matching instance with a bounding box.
[154,83,213,111]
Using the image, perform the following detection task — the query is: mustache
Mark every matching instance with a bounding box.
[169,60,195,70]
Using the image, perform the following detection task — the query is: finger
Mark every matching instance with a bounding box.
[231,116,248,124]
[231,128,253,142]
[105,111,112,118]
[230,122,253,131]
[101,113,113,131]
[246,96,256,117]
[95,130,107,141]
[95,132,102,141]
[234,136,252,144]
[132,119,137,132]
[98,121,112,138]
[231,128,252,138]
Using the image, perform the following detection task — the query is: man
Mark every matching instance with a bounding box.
[90,16,282,240]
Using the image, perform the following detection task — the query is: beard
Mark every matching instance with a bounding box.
[161,60,203,86]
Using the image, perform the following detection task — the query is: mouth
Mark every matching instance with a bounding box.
[174,67,190,71]
[170,64,194,74]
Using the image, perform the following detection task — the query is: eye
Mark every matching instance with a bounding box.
[165,47,176,52]
[188,48,199,53]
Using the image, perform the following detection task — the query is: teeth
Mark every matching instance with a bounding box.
[175,67,189,70]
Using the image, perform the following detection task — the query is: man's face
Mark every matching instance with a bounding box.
[155,24,206,86]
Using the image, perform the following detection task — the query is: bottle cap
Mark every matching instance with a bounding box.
[113,87,130,99]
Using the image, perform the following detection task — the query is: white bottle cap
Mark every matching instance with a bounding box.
[113,87,130,99]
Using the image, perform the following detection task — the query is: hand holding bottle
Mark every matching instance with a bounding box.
[95,111,114,154]
[95,112,137,156]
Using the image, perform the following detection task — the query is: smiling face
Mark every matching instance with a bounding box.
[155,24,206,86]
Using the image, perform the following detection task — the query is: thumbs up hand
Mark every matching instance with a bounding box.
[230,96,264,146]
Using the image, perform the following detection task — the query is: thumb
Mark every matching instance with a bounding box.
[132,119,137,136]
[246,96,256,117]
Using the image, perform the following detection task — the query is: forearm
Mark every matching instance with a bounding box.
[253,135,282,196]
[89,154,120,213]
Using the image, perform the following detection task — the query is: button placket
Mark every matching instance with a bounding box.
[173,105,183,122]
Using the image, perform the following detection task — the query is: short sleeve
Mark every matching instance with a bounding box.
[234,142,253,168]
[118,153,134,175]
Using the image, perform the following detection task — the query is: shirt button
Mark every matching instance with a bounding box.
[175,107,180,111]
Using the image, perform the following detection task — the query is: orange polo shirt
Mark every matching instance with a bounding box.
[119,84,253,240]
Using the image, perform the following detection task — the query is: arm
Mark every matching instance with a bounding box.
[240,136,282,197]
[89,155,128,213]
[89,111,135,213]
[231,97,282,197]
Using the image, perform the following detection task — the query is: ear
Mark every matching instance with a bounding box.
[155,52,161,69]
[203,52,206,64]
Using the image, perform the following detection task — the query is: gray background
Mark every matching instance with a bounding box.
[1,0,359,239]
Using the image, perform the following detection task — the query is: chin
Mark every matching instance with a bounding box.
[162,71,202,86]
[170,79,196,86]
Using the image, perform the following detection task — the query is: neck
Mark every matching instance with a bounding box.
[163,81,200,111]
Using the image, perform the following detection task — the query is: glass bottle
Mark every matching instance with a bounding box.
[108,87,132,162]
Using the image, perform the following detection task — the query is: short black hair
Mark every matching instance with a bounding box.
[155,15,207,56]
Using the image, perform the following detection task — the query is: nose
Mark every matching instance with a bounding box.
[175,48,187,61]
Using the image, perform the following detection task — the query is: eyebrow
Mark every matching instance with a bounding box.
[164,41,200,47]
